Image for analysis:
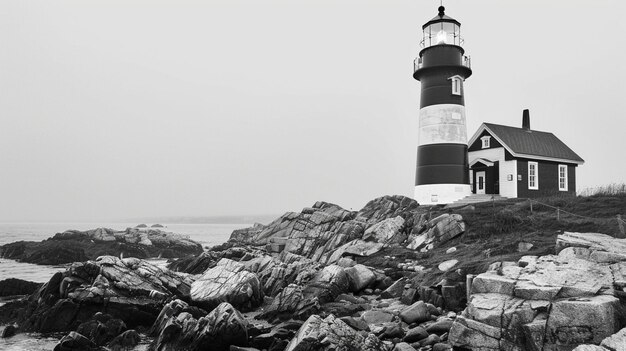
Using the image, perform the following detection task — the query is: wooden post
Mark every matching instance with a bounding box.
[466,274,474,302]
[557,209,560,221]
[529,199,533,214]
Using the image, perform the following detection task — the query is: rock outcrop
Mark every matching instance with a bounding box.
[406,214,465,251]
[284,314,388,351]
[149,299,249,351]
[261,264,350,320]
[228,196,421,265]
[0,227,203,265]
[449,231,626,351]
[5,256,193,333]
[190,258,263,311]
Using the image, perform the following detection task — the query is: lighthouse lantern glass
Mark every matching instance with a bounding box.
[422,21,461,48]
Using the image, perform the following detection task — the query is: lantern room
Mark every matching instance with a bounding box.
[421,6,463,48]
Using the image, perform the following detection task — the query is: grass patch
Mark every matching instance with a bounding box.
[362,193,626,289]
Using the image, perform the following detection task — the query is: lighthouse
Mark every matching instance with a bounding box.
[413,6,472,205]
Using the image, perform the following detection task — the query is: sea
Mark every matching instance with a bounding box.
[0,222,249,350]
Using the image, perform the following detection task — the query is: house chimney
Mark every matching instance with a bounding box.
[522,109,530,130]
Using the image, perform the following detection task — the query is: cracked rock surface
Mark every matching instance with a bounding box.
[449,232,626,351]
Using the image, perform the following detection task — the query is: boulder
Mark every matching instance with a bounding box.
[426,319,454,335]
[284,314,387,351]
[53,331,99,351]
[190,258,263,311]
[1,325,17,338]
[544,295,620,349]
[400,301,430,324]
[361,310,395,325]
[448,316,501,350]
[301,265,349,305]
[403,326,428,343]
[345,264,376,292]
[327,239,385,263]
[76,316,126,346]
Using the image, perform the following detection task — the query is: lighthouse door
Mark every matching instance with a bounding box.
[476,171,486,194]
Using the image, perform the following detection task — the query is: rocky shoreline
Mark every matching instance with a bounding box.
[0,227,203,265]
[1,195,625,351]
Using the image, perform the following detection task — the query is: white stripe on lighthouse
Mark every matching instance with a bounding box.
[414,183,471,205]
[418,104,468,146]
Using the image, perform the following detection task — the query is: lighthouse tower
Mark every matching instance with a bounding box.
[413,6,472,205]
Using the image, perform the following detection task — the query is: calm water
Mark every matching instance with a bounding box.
[0,222,249,350]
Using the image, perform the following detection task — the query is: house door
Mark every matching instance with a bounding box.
[476,171,486,194]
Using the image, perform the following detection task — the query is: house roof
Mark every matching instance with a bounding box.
[469,123,584,165]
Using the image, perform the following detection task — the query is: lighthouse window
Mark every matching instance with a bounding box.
[451,77,462,95]
[528,162,538,190]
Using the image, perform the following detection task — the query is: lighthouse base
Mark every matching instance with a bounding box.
[414,184,471,205]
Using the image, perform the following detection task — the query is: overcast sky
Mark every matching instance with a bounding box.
[1,0,624,222]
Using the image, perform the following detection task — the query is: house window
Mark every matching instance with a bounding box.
[528,162,538,190]
[559,165,568,191]
[450,76,462,95]
[481,136,491,149]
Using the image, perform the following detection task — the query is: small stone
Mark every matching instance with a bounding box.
[445,247,457,254]
[432,342,452,351]
[437,260,458,272]
[361,310,395,325]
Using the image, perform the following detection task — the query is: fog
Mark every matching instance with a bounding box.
[1,0,623,221]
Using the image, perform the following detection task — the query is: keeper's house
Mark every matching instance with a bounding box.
[467,109,584,198]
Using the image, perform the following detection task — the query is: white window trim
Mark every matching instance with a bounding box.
[528,161,538,190]
[558,164,568,191]
[481,136,491,149]
[449,75,463,96]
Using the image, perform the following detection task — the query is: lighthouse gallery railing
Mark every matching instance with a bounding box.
[414,55,471,73]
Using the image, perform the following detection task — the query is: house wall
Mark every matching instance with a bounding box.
[467,147,517,198]
[516,159,577,198]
